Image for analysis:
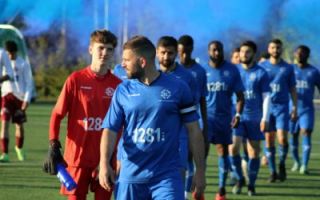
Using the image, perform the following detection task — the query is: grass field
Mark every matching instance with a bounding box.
[0,102,320,200]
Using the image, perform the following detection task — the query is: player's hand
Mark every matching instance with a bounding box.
[231,116,240,128]
[260,120,269,132]
[191,169,206,199]
[290,107,298,122]
[13,109,27,124]
[42,140,66,175]
[99,163,115,191]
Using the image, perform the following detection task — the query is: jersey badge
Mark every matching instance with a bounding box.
[160,89,171,100]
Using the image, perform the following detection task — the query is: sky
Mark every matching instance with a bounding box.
[1,0,319,65]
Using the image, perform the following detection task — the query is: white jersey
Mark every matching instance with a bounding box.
[1,56,33,103]
[0,48,13,81]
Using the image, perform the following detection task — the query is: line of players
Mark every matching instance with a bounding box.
[113,36,320,200]
[41,30,320,200]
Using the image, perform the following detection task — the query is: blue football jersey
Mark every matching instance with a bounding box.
[260,60,296,104]
[113,64,128,80]
[203,61,244,119]
[291,64,320,114]
[102,72,199,183]
[237,64,270,118]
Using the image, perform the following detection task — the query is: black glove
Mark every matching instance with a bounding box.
[12,109,27,124]
[43,140,66,175]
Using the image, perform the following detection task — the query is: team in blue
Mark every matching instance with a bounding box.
[98,35,319,200]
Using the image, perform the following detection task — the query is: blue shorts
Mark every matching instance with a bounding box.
[233,117,264,141]
[179,138,188,169]
[268,103,289,132]
[289,111,314,134]
[115,174,183,200]
[207,115,232,144]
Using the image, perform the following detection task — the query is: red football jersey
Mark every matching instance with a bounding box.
[49,66,121,168]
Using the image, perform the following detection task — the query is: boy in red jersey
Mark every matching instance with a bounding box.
[43,29,121,200]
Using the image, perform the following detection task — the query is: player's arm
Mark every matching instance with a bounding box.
[21,61,34,111]
[0,51,14,82]
[185,120,206,199]
[199,96,209,157]
[99,128,117,191]
[232,91,244,128]
[260,92,271,132]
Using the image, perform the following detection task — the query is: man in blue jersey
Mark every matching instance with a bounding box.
[203,41,245,200]
[178,35,208,199]
[99,36,206,200]
[156,36,201,199]
[289,45,320,174]
[260,39,298,182]
[230,41,271,196]
[112,63,128,80]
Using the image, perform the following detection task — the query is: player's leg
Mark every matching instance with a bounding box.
[276,129,288,181]
[289,119,300,171]
[151,173,184,200]
[265,114,277,182]
[215,143,230,199]
[15,123,25,161]
[0,94,13,162]
[300,129,312,174]
[246,140,260,196]
[229,135,245,194]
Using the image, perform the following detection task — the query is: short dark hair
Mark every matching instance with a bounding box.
[90,29,117,47]
[123,35,156,59]
[269,38,283,46]
[240,40,257,53]
[208,40,223,50]
[231,47,240,54]
[178,35,194,47]
[258,52,270,60]
[5,40,18,53]
[157,36,178,50]
[296,45,310,56]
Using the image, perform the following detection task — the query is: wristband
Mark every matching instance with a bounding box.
[235,113,241,118]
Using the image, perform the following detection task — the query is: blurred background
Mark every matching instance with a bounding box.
[1,0,319,100]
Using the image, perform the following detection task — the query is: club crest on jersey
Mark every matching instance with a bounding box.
[249,73,256,81]
[280,67,285,73]
[105,87,115,97]
[160,89,171,100]
[223,70,230,77]
[307,71,312,77]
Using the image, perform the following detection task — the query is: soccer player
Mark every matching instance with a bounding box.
[0,41,33,162]
[113,63,128,80]
[156,36,200,196]
[43,29,121,200]
[230,41,271,196]
[230,47,240,65]
[260,39,297,182]
[289,45,320,174]
[203,40,245,200]
[0,47,14,162]
[178,35,208,199]
[99,35,206,200]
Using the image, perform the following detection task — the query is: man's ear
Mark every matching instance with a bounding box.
[88,44,93,55]
[139,57,147,68]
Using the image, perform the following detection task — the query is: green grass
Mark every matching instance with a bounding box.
[0,102,320,199]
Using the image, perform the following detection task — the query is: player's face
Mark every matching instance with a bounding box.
[231,51,240,64]
[157,46,177,68]
[208,43,223,63]
[122,49,144,79]
[240,46,255,65]
[268,42,282,59]
[178,44,192,64]
[294,48,309,64]
[89,42,114,67]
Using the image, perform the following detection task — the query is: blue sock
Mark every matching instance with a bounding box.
[290,133,300,164]
[218,156,230,188]
[279,144,288,166]
[302,135,311,167]
[230,155,243,180]
[248,158,260,187]
[266,147,276,173]
[185,160,194,192]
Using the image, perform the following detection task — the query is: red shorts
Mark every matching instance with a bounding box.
[1,93,23,122]
[60,167,113,200]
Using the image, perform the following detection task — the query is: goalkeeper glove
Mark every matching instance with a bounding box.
[43,140,67,175]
